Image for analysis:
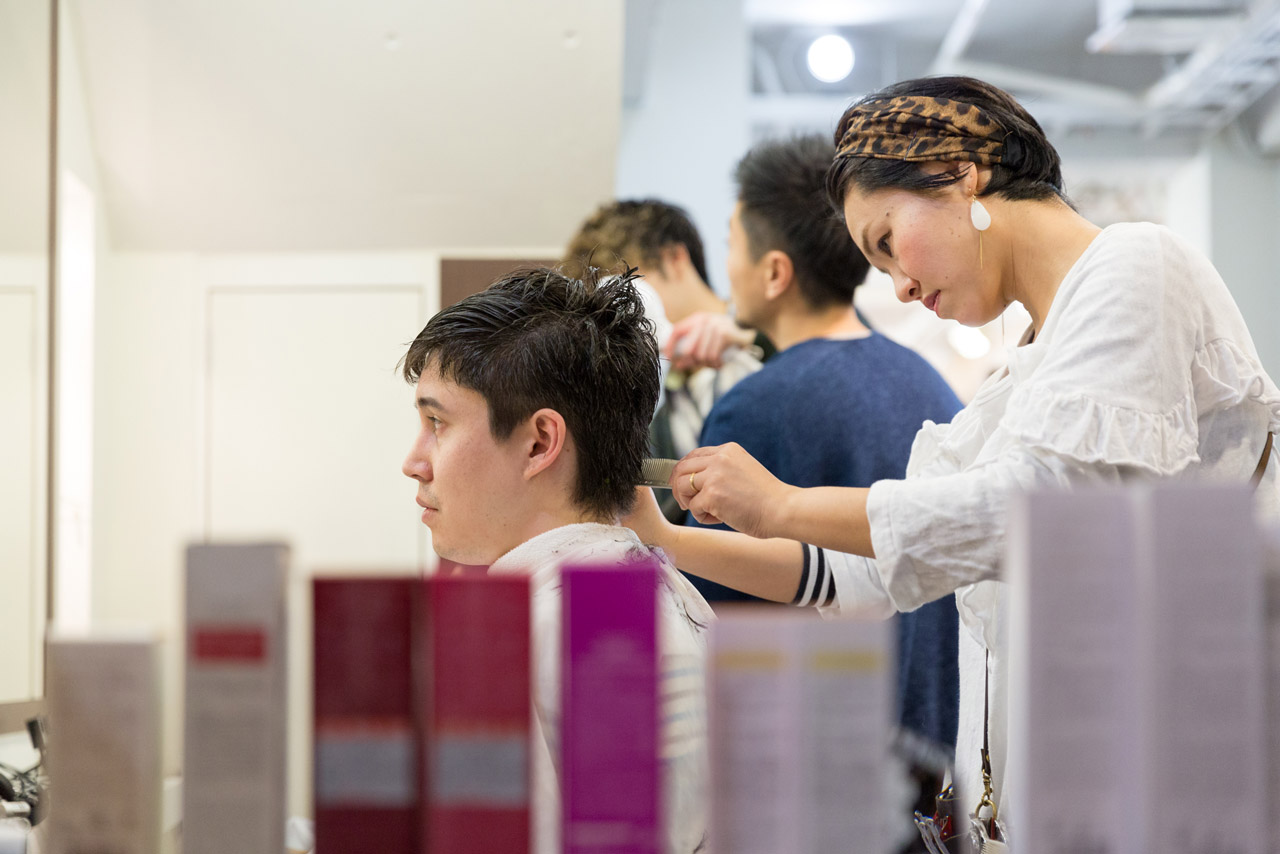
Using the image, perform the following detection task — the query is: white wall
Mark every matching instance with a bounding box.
[59,0,113,632]
[615,0,749,295]
[1160,133,1280,380]
[1203,133,1280,379]
[59,0,583,816]
[1164,150,1213,258]
[0,256,46,704]
[91,248,559,816]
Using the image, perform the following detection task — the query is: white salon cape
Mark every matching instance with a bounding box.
[488,523,715,854]
[818,223,1280,830]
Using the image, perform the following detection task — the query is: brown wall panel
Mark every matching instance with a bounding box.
[439,258,559,310]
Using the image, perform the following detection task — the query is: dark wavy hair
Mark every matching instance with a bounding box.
[401,267,659,519]
[826,76,1068,210]
[736,135,871,308]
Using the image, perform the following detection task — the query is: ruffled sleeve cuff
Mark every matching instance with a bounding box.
[998,336,1280,477]
[999,383,1200,476]
[1193,337,1280,430]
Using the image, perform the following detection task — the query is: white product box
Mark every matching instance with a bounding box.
[183,543,289,854]
[1259,524,1280,854]
[46,633,162,854]
[1008,487,1144,854]
[709,608,892,854]
[1141,484,1267,854]
[1009,484,1268,854]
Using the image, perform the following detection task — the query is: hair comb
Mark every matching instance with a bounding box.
[639,458,677,489]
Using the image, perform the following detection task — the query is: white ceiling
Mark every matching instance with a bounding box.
[65,0,624,252]
[46,0,1280,254]
[742,0,1280,150]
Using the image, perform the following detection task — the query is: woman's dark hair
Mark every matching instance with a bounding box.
[401,266,659,520]
[825,76,1067,210]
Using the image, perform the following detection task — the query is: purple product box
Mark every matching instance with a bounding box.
[560,560,662,854]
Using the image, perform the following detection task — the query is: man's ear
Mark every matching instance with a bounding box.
[658,243,692,278]
[761,249,794,302]
[522,408,568,480]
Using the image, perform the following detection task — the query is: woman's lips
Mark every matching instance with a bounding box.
[923,291,940,314]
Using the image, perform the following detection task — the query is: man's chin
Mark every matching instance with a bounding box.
[431,542,493,570]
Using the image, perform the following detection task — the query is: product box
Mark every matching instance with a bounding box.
[46,633,163,854]
[1265,528,1280,854]
[1008,484,1269,854]
[1006,488,1144,854]
[312,578,419,854]
[1142,484,1267,854]
[422,574,531,854]
[708,607,892,854]
[561,561,661,854]
[183,543,288,854]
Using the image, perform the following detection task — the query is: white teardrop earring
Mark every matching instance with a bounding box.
[971,196,991,268]
[970,196,991,231]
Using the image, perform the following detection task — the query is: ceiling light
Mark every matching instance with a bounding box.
[806,34,854,83]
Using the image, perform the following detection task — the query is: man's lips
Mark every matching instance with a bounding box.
[923,291,940,313]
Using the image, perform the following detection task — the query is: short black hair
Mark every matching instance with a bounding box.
[564,198,712,288]
[736,135,870,308]
[401,267,659,520]
[826,76,1067,210]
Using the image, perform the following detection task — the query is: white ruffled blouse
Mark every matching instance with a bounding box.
[820,222,1280,827]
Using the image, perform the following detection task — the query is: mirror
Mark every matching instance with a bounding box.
[0,0,52,722]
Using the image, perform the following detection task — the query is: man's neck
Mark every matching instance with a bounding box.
[765,302,869,352]
[488,497,611,558]
[662,281,726,325]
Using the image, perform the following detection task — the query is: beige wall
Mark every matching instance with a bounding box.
[91,248,561,816]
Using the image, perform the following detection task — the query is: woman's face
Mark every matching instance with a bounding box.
[842,166,1004,327]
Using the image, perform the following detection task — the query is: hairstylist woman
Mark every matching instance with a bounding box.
[624,75,1280,839]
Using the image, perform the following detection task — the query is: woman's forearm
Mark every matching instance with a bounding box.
[769,486,875,558]
[661,525,804,603]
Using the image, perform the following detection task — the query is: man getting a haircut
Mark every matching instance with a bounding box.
[401,267,713,854]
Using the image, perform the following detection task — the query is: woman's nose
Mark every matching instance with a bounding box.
[893,271,920,303]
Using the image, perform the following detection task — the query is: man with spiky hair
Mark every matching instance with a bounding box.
[401,267,712,854]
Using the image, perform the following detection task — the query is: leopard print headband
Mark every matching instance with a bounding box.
[835,95,1024,168]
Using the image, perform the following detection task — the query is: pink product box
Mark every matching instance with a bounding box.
[560,560,661,854]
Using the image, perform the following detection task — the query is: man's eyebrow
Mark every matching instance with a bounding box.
[416,396,447,413]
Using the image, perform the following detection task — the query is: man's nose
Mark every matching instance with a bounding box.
[402,444,431,481]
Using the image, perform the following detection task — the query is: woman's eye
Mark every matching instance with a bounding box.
[878,235,892,256]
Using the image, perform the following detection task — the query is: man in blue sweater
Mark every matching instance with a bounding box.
[686,135,962,839]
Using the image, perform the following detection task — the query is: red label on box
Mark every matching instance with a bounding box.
[192,626,267,662]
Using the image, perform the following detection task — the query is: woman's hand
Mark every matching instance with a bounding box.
[671,443,795,539]
[621,486,675,551]
[664,312,756,372]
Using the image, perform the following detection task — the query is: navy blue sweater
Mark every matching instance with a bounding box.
[685,332,962,751]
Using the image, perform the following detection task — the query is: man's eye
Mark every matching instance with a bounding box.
[878,235,891,256]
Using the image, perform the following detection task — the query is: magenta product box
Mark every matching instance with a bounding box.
[560,560,661,854]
